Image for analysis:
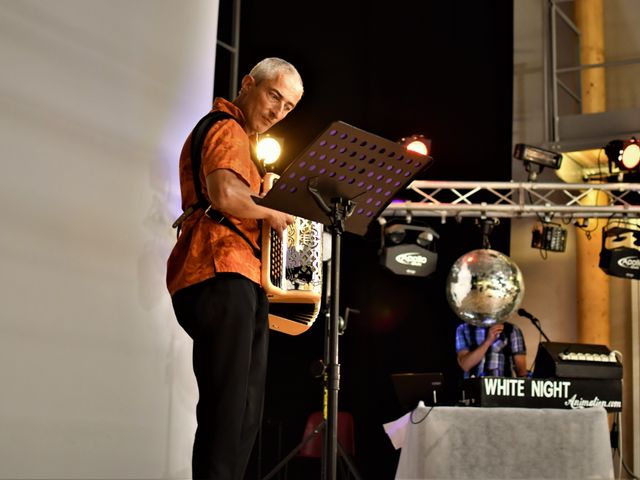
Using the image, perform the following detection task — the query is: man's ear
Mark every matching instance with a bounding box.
[240,74,255,93]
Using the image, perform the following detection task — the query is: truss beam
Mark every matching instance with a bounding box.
[382,181,640,220]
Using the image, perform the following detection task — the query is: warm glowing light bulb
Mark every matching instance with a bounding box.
[256,136,282,165]
[621,142,640,170]
[406,140,428,156]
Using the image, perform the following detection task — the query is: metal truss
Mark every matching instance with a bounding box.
[381,181,640,220]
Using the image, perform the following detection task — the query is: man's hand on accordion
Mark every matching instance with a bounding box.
[266,210,294,235]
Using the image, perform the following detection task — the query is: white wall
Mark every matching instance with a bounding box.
[0,1,218,477]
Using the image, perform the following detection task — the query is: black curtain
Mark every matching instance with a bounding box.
[229,2,515,478]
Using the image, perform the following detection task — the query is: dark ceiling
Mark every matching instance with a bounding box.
[217,0,514,183]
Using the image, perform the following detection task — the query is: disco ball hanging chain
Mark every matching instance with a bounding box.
[475,218,500,249]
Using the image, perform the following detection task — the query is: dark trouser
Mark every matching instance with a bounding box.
[172,274,270,480]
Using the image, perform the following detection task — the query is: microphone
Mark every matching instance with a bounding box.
[518,308,542,326]
[517,308,536,321]
[518,308,552,342]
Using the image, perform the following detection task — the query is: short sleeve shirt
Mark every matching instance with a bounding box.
[455,322,527,378]
[166,98,262,295]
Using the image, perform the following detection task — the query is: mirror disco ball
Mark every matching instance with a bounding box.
[446,249,525,327]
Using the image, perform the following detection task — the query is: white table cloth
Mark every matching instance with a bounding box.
[393,405,613,479]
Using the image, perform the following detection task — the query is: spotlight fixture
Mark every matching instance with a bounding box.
[256,135,282,167]
[514,143,563,180]
[384,224,408,244]
[379,220,439,277]
[605,137,640,173]
[400,134,431,157]
[600,221,640,279]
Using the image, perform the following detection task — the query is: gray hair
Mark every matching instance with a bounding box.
[249,57,304,94]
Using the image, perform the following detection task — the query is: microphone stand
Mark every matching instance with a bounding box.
[528,316,551,342]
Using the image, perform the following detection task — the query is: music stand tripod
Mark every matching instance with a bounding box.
[261,266,361,480]
[259,121,433,480]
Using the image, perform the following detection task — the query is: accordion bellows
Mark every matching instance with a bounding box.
[261,173,323,335]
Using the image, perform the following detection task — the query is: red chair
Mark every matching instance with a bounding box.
[297,411,325,458]
[296,411,357,479]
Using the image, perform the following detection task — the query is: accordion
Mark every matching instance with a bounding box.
[261,173,324,335]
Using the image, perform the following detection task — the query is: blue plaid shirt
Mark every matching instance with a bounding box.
[455,322,526,378]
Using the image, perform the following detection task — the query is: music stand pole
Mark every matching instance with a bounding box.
[323,197,352,480]
[307,183,353,480]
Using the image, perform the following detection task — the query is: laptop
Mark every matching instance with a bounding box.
[391,372,445,410]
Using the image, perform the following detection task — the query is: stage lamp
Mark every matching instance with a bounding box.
[514,143,562,180]
[600,220,640,279]
[256,135,282,166]
[380,221,439,277]
[605,137,640,172]
[416,229,436,247]
[401,134,431,157]
[384,224,407,244]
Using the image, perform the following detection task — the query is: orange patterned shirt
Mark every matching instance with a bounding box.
[166,98,262,296]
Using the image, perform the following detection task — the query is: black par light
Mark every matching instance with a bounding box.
[605,137,640,173]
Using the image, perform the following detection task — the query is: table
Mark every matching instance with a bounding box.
[394,405,613,479]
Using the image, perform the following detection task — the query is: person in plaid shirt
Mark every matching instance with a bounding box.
[455,321,528,378]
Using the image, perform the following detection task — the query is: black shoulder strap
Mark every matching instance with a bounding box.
[503,321,513,338]
[467,324,478,350]
[204,207,260,258]
[185,110,262,258]
[502,322,513,369]
[482,322,514,377]
[172,110,261,225]
[191,110,266,185]
[467,325,485,377]
[171,111,235,231]
[190,110,235,208]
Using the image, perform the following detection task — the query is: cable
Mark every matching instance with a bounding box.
[597,147,606,179]
[611,412,621,479]
[527,190,554,261]
[611,349,623,363]
[537,239,549,260]
[409,404,434,425]
[622,458,639,480]
[607,352,640,480]
[573,173,613,240]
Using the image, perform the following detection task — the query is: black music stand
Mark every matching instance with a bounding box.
[258,121,433,480]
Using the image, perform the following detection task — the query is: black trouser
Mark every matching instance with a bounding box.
[172,274,270,480]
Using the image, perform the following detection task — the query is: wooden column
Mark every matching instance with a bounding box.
[575,198,610,345]
[574,0,606,113]
[574,0,610,346]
